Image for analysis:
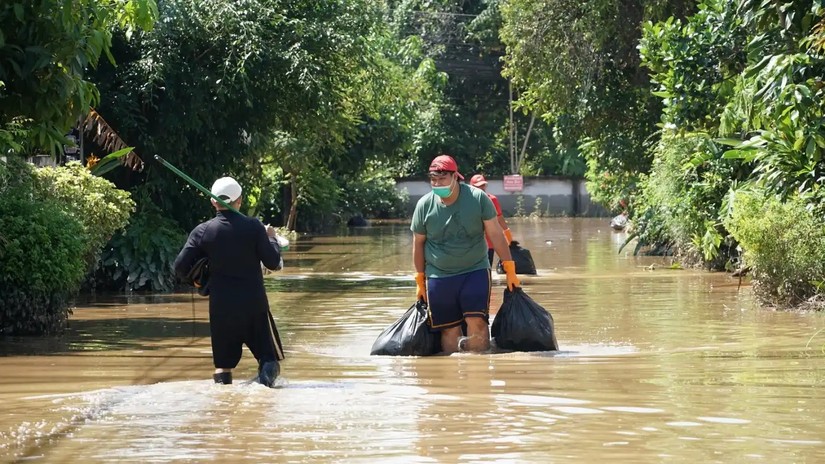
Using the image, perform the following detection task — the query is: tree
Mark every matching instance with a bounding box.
[499,0,697,208]
[0,0,157,155]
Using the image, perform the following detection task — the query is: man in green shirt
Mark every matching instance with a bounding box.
[411,154,521,354]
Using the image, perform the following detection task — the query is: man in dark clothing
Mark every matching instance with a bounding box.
[174,176,284,387]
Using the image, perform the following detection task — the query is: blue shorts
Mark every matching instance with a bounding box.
[427,268,492,329]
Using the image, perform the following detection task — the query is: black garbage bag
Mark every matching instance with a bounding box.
[370,300,440,356]
[186,257,210,296]
[491,287,558,352]
[496,241,537,275]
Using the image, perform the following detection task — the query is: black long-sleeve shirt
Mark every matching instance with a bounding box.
[174,211,281,316]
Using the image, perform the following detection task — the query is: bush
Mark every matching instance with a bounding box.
[581,126,654,211]
[93,210,186,292]
[724,191,825,307]
[0,156,35,197]
[0,198,86,335]
[33,162,134,268]
[633,132,740,266]
[340,169,408,219]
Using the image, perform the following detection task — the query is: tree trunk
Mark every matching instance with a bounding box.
[286,174,299,230]
[517,112,536,173]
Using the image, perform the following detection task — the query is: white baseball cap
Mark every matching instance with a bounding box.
[211,177,242,202]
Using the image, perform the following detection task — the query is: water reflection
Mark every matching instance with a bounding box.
[1,218,824,462]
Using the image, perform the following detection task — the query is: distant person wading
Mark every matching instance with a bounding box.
[469,173,515,265]
[174,177,284,387]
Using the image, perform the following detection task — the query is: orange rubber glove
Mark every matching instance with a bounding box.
[501,260,520,291]
[503,228,513,245]
[415,272,427,302]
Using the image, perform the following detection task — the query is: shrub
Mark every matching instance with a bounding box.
[0,198,86,335]
[633,132,740,266]
[340,169,408,219]
[0,156,35,197]
[93,210,186,292]
[32,162,134,268]
[724,191,825,307]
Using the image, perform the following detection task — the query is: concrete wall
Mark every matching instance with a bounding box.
[395,176,608,217]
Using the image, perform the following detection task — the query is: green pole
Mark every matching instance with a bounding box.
[154,155,241,214]
[154,155,289,250]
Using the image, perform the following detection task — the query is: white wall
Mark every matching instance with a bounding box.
[395,176,607,217]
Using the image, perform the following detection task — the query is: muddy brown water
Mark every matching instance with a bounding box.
[1,218,823,463]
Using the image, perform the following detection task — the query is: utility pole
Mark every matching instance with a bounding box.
[509,79,515,174]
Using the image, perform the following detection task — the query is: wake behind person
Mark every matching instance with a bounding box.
[411,155,521,354]
[173,177,284,387]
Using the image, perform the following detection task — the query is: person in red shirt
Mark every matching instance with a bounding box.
[469,174,513,265]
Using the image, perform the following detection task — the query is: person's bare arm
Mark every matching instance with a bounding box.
[413,233,426,273]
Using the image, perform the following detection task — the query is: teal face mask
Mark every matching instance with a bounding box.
[432,185,452,198]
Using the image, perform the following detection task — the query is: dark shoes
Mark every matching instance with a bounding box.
[258,360,280,387]
[213,371,232,384]
[213,362,279,387]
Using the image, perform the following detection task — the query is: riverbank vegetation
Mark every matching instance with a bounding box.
[501,0,825,309]
[0,158,133,334]
[1,0,823,334]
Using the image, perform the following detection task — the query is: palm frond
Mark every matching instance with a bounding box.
[80,108,144,171]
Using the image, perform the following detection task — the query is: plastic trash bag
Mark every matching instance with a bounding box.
[496,241,537,275]
[610,213,629,231]
[370,300,440,356]
[262,234,287,275]
[491,287,558,352]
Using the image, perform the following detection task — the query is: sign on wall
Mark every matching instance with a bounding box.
[503,174,523,192]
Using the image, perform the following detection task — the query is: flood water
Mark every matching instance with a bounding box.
[1,218,824,463]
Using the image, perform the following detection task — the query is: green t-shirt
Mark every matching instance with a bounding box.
[410,183,497,277]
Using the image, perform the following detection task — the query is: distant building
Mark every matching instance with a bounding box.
[26,128,82,168]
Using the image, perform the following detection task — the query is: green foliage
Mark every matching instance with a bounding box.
[718,13,825,203]
[513,194,526,217]
[89,146,135,176]
[32,162,134,268]
[0,116,29,154]
[339,32,448,176]
[724,191,825,306]
[500,0,666,208]
[0,198,86,335]
[0,154,34,196]
[623,0,825,308]
[296,167,341,223]
[580,128,653,209]
[0,0,157,154]
[94,210,185,292]
[639,1,747,132]
[387,0,562,178]
[634,132,741,266]
[340,165,409,219]
[501,0,603,116]
[530,196,544,218]
[519,116,586,177]
[93,0,389,231]
[0,158,136,331]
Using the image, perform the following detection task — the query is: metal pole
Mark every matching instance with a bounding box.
[509,80,515,174]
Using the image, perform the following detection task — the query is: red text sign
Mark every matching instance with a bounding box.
[503,175,523,192]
